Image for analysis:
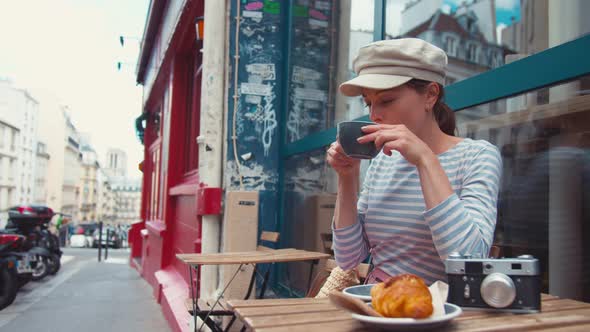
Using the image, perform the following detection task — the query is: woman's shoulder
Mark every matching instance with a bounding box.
[457,138,502,169]
[459,138,501,157]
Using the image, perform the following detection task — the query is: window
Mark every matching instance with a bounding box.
[456,75,590,301]
[11,131,16,151]
[148,144,160,220]
[467,43,477,62]
[183,41,202,173]
[445,35,456,56]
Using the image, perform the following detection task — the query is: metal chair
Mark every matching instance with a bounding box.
[187,231,281,332]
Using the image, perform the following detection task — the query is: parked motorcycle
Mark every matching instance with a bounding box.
[5,205,62,280]
[0,234,28,310]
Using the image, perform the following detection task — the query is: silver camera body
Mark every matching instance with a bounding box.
[445,252,541,313]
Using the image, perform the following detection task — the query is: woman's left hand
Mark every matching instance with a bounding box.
[357,124,434,166]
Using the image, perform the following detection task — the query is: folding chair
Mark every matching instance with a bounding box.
[244,231,281,299]
[186,231,281,332]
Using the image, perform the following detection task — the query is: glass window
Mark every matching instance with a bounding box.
[456,75,590,302]
[385,0,590,83]
[279,147,333,293]
[333,0,375,124]
[183,41,202,173]
[444,34,457,56]
[286,0,375,145]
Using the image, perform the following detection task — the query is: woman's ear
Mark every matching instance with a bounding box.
[425,83,440,109]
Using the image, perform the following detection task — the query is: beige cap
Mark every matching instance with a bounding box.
[339,38,448,97]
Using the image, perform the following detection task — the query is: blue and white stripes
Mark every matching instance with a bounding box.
[333,138,502,284]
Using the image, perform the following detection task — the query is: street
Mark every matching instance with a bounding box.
[0,248,170,332]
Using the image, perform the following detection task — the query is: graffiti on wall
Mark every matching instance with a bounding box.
[226,160,277,191]
[227,0,283,190]
[239,63,278,156]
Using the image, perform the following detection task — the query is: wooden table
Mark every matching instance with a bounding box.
[177,248,331,266]
[177,249,331,332]
[227,294,590,332]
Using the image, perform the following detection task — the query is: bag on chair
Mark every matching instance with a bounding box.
[314,266,360,298]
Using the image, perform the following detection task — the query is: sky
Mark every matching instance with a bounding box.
[0,0,149,178]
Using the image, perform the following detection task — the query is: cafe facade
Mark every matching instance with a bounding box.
[129,0,590,330]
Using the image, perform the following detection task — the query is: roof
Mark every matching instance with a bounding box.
[136,0,168,84]
[404,10,487,44]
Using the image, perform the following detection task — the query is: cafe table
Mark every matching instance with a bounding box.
[227,293,590,331]
[177,248,331,332]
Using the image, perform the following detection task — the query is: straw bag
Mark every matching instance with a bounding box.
[314,266,360,298]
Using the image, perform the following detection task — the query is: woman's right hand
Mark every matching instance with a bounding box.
[326,141,361,177]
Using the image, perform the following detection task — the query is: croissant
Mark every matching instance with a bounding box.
[370,274,433,318]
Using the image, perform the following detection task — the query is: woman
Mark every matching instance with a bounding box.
[327,38,502,284]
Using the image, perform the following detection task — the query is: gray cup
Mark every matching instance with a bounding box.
[337,121,379,159]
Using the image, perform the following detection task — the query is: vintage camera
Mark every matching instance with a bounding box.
[445,252,541,313]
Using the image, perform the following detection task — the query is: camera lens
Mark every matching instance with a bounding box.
[480,273,516,308]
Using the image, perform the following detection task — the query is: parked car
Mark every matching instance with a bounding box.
[69,234,90,248]
[92,228,122,248]
[74,223,97,248]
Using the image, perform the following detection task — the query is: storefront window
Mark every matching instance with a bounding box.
[279,147,332,294]
[457,75,590,302]
[277,0,590,300]
[286,0,375,144]
[385,0,590,83]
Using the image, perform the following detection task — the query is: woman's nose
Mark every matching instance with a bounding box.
[369,108,381,123]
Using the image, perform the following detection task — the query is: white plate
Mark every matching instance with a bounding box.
[342,284,375,302]
[351,303,462,331]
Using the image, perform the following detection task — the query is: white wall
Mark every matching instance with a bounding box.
[0,81,39,206]
[0,121,19,227]
[37,100,66,213]
[34,143,50,204]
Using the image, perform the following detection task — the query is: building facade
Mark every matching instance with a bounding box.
[101,149,141,226]
[0,119,18,227]
[131,1,590,331]
[61,113,82,219]
[0,79,39,208]
[104,148,128,179]
[97,168,116,224]
[111,178,141,226]
[34,141,50,205]
[38,101,83,220]
[78,143,100,222]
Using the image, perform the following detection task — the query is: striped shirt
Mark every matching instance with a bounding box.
[332,138,502,284]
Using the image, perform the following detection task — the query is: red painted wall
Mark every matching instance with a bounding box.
[130,1,205,330]
[171,194,201,283]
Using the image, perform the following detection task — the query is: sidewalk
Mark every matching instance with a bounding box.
[0,250,170,332]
